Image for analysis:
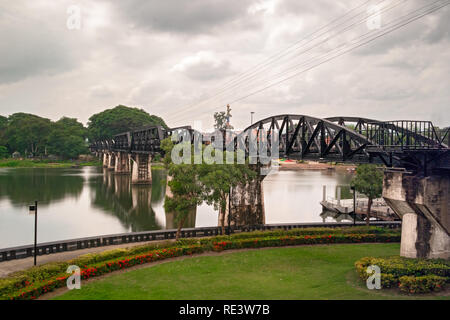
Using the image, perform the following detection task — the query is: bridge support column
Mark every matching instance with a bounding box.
[114,152,130,174]
[102,153,109,168]
[383,171,450,259]
[130,153,152,184]
[107,152,116,170]
[220,176,265,228]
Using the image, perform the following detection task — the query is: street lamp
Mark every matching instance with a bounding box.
[29,201,38,265]
[350,186,356,226]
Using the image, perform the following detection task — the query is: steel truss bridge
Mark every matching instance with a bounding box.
[90,115,450,175]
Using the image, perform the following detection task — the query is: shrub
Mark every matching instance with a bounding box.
[399,275,447,294]
[355,256,449,294]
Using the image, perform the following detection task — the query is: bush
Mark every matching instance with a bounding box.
[200,226,396,244]
[399,275,447,294]
[355,256,449,294]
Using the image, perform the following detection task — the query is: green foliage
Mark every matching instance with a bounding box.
[87,105,167,141]
[351,164,383,199]
[351,164,383,224]
[399,275,447,294]
[0,115,7,145]
[162,141,204,231]
[1,114,88,159]
[47,117,88,159]
[0,146,9,158]
[355,256,450,293]
[5,113,52,156]
[200,150,257,229]
[214,111,230,130]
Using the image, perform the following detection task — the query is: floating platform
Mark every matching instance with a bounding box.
[320,186,399,221]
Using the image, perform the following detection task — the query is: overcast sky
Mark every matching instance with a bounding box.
[0,0,449,130]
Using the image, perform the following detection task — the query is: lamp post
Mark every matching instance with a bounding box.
[250,112,255,125]
[29,201,38,265]
[350,186,356,226]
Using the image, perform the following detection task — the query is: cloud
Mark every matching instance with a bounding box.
[171,51,233,81]
[0,0,449,129]
[106,0,255,34]
[0,4,76,84]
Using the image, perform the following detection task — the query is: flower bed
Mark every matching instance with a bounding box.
[1,229,400,300]
[355,256,450,294]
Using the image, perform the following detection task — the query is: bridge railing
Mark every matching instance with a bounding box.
[0,221,401,262]
[365,120,446,150]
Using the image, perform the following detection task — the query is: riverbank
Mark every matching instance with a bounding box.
[0,159,102,168]
[279,160,356,171]
[1,227,402,300]
[51,243,447,300]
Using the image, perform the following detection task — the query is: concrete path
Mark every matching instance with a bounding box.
[0,239,175,278]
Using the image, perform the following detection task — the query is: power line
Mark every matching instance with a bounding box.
[171,0,448,125]
[225,1,450,107]
[165,0,384,122]
[169,0,406,123]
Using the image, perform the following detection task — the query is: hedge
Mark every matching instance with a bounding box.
[355,256,450,294]
[0,228,400,300]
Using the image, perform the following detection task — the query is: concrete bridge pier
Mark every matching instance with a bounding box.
[107,152,116,170]
[114,152,130,174]
[220,176,265,228]
[102,152,109,168]
[383,171,450,259]
[130,153,152,184]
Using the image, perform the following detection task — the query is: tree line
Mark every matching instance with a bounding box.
[0,105,167,160]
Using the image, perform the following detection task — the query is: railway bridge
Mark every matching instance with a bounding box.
[90,115,450,259]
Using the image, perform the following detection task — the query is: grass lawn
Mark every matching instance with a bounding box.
[53,243,449,300]
[0,159,101,168]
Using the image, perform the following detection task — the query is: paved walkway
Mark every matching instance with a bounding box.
[0,239,175,278]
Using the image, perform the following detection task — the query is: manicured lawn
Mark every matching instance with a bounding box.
[54,243,448,300]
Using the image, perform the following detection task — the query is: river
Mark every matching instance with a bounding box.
[0,166,354,248]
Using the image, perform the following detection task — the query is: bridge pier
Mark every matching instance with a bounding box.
[102,152,109,168]
[220,176,265,228]
[107,152,116,170]
[383,171,450,259]
[114,152,130,174]
[130,153,152,184]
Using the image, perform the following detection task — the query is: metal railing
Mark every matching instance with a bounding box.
[0,221,401,262]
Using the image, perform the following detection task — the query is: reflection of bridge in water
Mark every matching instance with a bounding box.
[90,115,450,259]
[90,169,196,232]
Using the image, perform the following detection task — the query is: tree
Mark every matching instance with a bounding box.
[200,151,257,233]
[351,164,383,225]
[47,117,88,159]
[214,112,228,130]
[161,138,204,240]
[0,146,8,158]
[0,115,7,147]
[87,105,167,141]
[5,113,52,156]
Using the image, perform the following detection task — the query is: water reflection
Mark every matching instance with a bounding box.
[0,167,354,247]
[0,168,84,207]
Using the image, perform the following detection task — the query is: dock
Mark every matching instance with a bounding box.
[320,186,399,221]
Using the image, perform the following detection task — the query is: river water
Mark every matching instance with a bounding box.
[0,167,354,248]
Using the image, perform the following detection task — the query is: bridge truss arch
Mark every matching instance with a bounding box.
[232,114,449,174]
